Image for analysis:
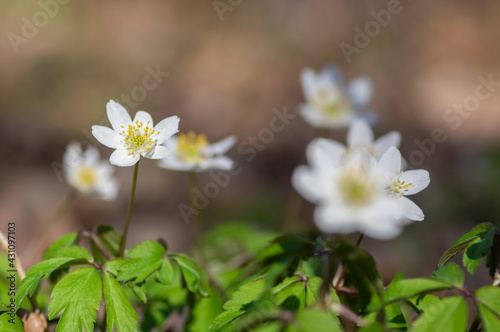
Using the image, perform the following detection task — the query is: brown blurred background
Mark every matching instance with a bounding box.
[2,0,500,288]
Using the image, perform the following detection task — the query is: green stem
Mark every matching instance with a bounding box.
[189,171,206,266]
[355,233,365,247]
[120,161,140,258]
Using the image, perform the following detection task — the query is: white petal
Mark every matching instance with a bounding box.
[400,170,430,195]
[313,203,359,235]
[348,77,372,107]
[63,142,83,172]
[374,131,401,158]
[378,146,402,175]
[299,104,353,129]
[397,197,424,221]
[82,145,100,165]
[133,110,154,127]
[347,118,374,148]
[107,100,132,131]
[306,138,345,169]
[202,157,234,171]
[292,166,329,203]
[158,157,195,172]
[321,65,343,86]
[358,199,403,239]
[300,68,318,101]
[205,136,237,156]
[143,145,169,159]
[92,125,123,149]
[154,116,180,143]
[109,149,139,167]
[94,179,119,200]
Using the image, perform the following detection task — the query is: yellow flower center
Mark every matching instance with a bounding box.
[314,88,351,117]
[339,167,377,207]
[389,173,413,197]
[121,120,159,155]
[76,167,97,191]
[177,131,209,164]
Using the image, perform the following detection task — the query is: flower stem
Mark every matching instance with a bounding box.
[120,161,140,258]
[189,171,206,266]
[355,233,364,247]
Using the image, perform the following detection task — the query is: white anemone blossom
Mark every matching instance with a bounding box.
[92,100,179,167]
[63,142,118,200]
[292,139,430,239]
[299,65,373,129]
[158,131,236,172]
[330,118,401,160]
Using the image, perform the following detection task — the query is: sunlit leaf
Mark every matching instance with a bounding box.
[117,241,165,283]
[104,271,139,332]
[410,296,467,332]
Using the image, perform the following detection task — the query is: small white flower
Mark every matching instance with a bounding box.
[92,100,179,167]
[158,131,236,172]
[292,139,430,239]
[63,142,118,200]
[299,65,373,129]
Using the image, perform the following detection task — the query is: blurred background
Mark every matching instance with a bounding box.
[2,0,500,289]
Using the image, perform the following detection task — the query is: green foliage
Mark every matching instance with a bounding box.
[0,313,24,332]
[431,262,464,287]
[171,253,210,296]
[43,232,78,260]
[103,271,139,332]
[95,225,123,257]
[117,240,165,283]
[48,267,102,332]
[410,296,467,332]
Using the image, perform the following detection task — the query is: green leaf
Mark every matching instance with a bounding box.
[48,267,102,332]
[273,276,330,311]
[364,302,406,329]
[16,256,89,311]
[431,263,464,287]
[104,258,126,275]
[288,307,343,332]
[379,278,451,307]
[410,296,467,332]
[476,286,500,314]
[157,258,174,284]
[210,277,267,331]
[50,246,93,261]
[117,241,165,283]
[0,313,24,332]
[104,271,139,332]
[171,254,209,296]
[96,225,123,257]
[186,288,223,332]
[43,232,78,260]
[438,222,495,268]
[127,282,147,303]
[463,226,495,275]
[478,304,500,332]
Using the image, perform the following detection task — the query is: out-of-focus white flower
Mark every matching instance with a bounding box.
[63,142,118,200]
[327,118,401,160]
[292,139,430,239]
[299,65,373,129]
[92,100,179,167]
[158,131,236,172]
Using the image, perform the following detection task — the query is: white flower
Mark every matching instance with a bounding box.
[292,139,430,239]
[92,100,179,167]
[334,118,401,160]
[299,65,373,129]
[158,131,236,172]
[63,142,118,200]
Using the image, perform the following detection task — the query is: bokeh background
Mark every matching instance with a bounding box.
[2,0,500,289]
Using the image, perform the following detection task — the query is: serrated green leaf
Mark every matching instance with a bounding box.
[476,286,500,314]
[478,303,500,332]
[104,272,139,332]
[431,263,464,287]
[364,301,406,329]
[50,246,93,261]
[407,294,440,314]
[171,254,209,296]
[48,267,102,332]
[104,258,126,275]
[16,257,88,311]
[288,307,342,332]
[410,296,467,332]
[43,232,78,260]
[96,225,123,257]
[438,223,495,268]
[127,282,147,303]
[158,258,174,284]
[463,227,495,275]
[209,277,267,331]
[0,313,24,332]
[117,241,165,283]
[273,276,327,311]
